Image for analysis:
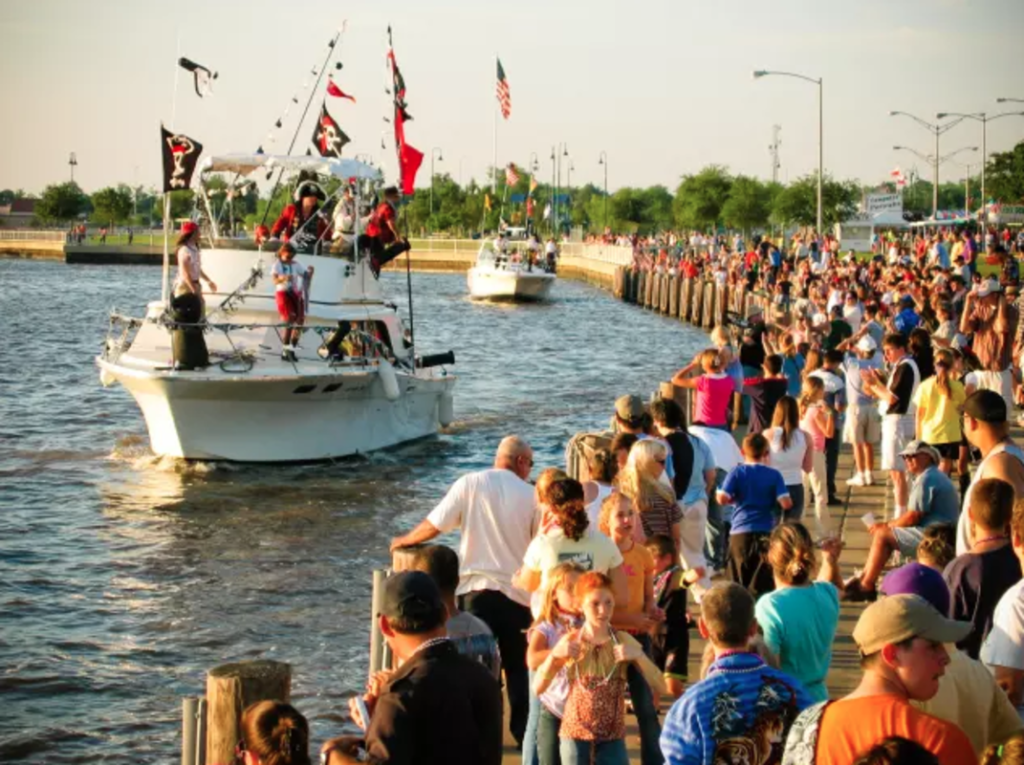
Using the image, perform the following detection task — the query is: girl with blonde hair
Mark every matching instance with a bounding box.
[617,440,682,553]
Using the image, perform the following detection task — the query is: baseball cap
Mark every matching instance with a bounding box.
[880,563,951,617]
[853,594,970,656]
[856,335,877,353]
[963,389,1008,424]
[976,278,1002,297]
[898,439,940,464]
[379,571,446,632]
[615,394,645,423]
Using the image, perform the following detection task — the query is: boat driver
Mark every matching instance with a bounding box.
[271,172,331,254]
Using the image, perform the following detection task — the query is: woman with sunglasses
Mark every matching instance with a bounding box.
[235,700,311,765]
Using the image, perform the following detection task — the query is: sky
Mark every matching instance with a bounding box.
[2,0,1023,196]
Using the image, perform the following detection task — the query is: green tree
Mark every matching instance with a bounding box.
[35,181,88,222]
[985,140,1024,204]
[91,185,134,225]
[673,165,732,230]
[722,175,771,234]
[771,173,858,229]
[636,186,674,232]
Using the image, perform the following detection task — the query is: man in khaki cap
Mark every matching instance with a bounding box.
[783,594,976,764]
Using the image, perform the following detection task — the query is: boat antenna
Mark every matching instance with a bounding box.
[258,25,345,229]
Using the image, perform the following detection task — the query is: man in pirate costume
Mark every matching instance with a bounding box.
[270,172,331,254]
[357,186,411,279]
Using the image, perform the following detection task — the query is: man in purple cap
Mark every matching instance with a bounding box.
[881,563,1021,754]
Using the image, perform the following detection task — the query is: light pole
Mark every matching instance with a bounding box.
[893,144,978,215]
[429,147,443,219]
[935,110,1024,211]
[550,147,556,234]
[69,152,78,184]
[889,112,966,219]
[754,70,822,237]
[598,151,608,230]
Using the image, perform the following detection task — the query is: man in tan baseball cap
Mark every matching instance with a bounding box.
[783,594,975,763]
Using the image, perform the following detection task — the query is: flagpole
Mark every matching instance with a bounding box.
[163,30,183,306]
[491,55,498,203]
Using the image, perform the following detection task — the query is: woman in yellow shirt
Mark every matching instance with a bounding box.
[913,349,966,475]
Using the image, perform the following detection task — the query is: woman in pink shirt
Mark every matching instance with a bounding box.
[799,376,835,538]
[671,348,735,430]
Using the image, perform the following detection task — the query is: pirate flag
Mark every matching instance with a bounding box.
[178,57,218,98]
[161,125,203,192]
[312,101,350,158]
[387,27,423,195]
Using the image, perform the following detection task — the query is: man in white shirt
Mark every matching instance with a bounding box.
[390,435,537,747]
[982,498,1024,720]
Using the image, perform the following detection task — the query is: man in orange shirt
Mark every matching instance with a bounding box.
[783,594,976,764]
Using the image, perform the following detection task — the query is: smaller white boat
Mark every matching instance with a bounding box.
[467,240,555,301]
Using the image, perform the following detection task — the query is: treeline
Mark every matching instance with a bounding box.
[11,140,1023,235]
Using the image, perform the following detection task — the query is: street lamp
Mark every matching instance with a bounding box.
[889,111,966,219]
[429,147,443,218]
[69,152,78,184]
[754,69,823,237]
[550,147,556,233]
[893,144,978,216]
[598,151,608,230]
[935,110,1024,211]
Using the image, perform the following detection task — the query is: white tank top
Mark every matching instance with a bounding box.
[956,441,1024,555]
[766,427,808,486]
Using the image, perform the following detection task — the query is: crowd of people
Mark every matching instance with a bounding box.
[232,229,1024,765]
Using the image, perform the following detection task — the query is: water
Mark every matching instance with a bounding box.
[0,258,710,762]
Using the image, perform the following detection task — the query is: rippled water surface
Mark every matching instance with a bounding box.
[0,258,710,762]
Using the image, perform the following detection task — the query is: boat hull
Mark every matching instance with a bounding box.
[467,268,555,301]
[98,360,455,462]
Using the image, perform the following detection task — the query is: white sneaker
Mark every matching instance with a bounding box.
[846,474,866,487]
[865,472,875,486]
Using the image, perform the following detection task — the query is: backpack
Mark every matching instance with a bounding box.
[781,700,831,765]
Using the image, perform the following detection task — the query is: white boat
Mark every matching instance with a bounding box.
[97,154,456,462]
[466,240,555,301]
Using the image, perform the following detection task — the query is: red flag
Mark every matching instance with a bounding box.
[327,78,356,102]
[388,28,422,195]
[526,197,535,217]
[399,140,424,196]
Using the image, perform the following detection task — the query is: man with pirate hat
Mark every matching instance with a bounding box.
[270,171,331,254]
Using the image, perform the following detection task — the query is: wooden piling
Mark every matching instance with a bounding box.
[659,274,670,314]
[668,275,678,317]
[701,282,715,329]
[690,279,704,324]
[205,660,291,765]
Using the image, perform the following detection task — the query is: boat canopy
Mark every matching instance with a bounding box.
[200,153,381,181]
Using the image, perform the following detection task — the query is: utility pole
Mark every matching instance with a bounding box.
[769,125,782,184]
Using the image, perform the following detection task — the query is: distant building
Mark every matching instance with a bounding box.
[0,199,38,228]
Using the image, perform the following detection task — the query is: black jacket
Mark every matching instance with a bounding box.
[364,639,503,765]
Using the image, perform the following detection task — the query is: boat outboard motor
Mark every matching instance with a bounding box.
[417,351,455,369]
[169,293,209,370]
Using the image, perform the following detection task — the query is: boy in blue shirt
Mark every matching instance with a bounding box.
[660,582,812,765]
[716,433,791,599]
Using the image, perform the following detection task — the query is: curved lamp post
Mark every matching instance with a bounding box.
[754,70,822,236]
[935,110,1024,210]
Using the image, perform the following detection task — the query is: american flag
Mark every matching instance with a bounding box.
[891,166,906,187]
[496,59,511,120]
[505,162,520,186]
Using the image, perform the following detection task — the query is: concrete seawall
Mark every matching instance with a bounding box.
[0,237,631,292]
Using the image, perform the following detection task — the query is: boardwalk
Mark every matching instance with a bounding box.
[501,438,904,763]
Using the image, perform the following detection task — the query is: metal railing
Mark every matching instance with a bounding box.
[0,230,66,242]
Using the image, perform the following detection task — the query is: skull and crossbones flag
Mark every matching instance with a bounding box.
[311,101,350,158]
[161,125,203,192]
